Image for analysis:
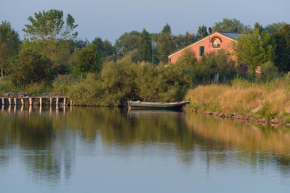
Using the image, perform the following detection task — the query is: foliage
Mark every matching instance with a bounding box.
[260,61,279,81]
[11,49,55,86]
[212,18,251,33]
[233,28,276,75]
[74,44,102,78]
[264,22,287,34]
[138,29,152,62]
[22,9,78,72]
[115,31,140,56]
[174,32,196,50]
[157,24,175,63]
[0,21,21,77]
[196,25,208,40]
[257,101,277,121]
[274,24,290,72]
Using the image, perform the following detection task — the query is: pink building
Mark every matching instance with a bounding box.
[168,32,240,64]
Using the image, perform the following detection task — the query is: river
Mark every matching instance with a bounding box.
[0,107,290,192]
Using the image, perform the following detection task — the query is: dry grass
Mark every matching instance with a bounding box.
[185,78,290,121]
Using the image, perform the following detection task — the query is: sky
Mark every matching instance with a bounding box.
[0,0,289,43]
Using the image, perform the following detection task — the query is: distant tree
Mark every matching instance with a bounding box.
[254,22,264,34]
[0,21,21,77]
[138,29,152,62]
[264,22,287,34]
[157,24,176,63]
[196,25,208,40]
[92,37,104,53]
[274,24,290,72]
[212,18,251,33]
[233,28,276,75]
[23,9,78,72]
[174,32,196,50]
[11,49,55,86]
[115,31,140,56]
[74,44,101,78]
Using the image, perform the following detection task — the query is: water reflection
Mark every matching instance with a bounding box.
[0,107,290,185]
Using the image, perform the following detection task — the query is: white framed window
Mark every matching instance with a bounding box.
[212,38,221,48]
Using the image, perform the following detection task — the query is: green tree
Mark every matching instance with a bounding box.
[274,24,290,72]
[115,31,140,56]
[174,32,196,50]
[233,28,276,75]
[138,29,152,62]
[212,18,251,33]
[74,44,101,78]
[264,22,287,34]
[23,9,78,72]
[11,49,55,86]
[0,21,21,77]
[196,25,208,40]
[157,24,175,63]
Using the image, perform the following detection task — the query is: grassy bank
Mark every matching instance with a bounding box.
[185,78,290,123]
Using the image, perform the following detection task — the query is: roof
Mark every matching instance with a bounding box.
[219,32,241,39]
[168,31,241,58]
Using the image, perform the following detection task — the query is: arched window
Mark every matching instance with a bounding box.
[212,38,221,48]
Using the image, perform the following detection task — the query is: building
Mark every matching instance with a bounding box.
[168,31,241,64]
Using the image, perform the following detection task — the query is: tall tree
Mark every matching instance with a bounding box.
[233,28,276,74]
[23,9,78,73]
[274,24,290,72]
[138,29,152,62]
[196,25,208,40]
[0,21,21,77]
[174,32,196,50]
[157,24,175,63]
[212,18,251,33]
[115,31,140,56]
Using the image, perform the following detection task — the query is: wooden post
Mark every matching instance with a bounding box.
[50,98,53,106]
[8,98,11,106]
[14,98,17,105]
[21,99,24,106]
[29,98,33,106]
[70,100,73,106]
[64,98,67,106]
[39,97,43,107]
[1,98,4,106]
[56,98,59,111]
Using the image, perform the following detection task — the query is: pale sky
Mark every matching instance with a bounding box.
[0,0,289,43]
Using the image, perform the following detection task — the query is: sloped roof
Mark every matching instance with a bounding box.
[168,31,241,58]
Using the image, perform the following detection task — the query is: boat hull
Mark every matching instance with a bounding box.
[127,101,188,110]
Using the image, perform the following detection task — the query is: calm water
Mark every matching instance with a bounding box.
[0,107,290,193]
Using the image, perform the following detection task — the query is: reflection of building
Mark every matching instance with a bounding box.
[168,31,240,64]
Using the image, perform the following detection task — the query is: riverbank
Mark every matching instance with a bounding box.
[184,78,290,126]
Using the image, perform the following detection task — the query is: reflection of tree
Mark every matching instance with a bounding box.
[1,108,290,183]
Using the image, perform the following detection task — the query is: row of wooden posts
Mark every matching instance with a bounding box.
[0,97,72,107]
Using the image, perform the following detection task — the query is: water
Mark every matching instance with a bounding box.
[0,107,290,193]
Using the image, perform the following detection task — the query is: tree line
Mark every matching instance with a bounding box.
[0,9,290,102]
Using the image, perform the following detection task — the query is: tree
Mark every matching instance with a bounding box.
[23,9,78,72]
[74,44,102,78]
[196,25,208,40]
[274,24,290,72]
[264,22,287,34]
[174,32,196,50]
[11,49,55,86]
[138,29,152,62]
[157,24,175,63]
[115,31,140,56]
[0,21,21,77]
[233,28,276,75]
[212,18,251,33]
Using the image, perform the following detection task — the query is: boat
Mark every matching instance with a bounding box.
[127,101,189,110]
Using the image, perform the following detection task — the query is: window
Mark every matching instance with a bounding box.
[212,38,221,48]
[199,46,204,56]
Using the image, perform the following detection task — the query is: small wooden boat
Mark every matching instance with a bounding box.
[127,101,189,110]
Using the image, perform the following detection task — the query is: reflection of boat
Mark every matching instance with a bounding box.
[127,101,189,110]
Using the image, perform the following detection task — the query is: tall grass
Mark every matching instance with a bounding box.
[185,77,290,121]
